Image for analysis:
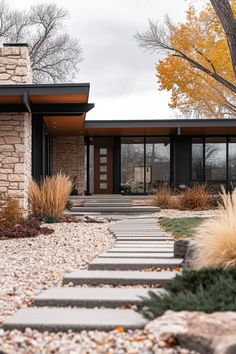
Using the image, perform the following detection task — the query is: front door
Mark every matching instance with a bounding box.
[94,138,113,194]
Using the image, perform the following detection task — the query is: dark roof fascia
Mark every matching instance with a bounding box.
[84,119,236,129]
[0,103,94,115]
[0,83,90,97]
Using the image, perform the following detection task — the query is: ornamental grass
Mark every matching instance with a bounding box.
[29,173,73,221]
[178,184,213,210]
[192,187,236,270]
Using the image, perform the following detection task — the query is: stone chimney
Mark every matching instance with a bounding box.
[0,44,32,212]
[0,43,32,84]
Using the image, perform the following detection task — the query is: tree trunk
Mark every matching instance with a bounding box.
[210,0,236,79]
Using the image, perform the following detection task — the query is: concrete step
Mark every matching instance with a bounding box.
[88,258,183,271]
[109,247,174,253]
[84,203,133,208]
[63,270,177,286]
[99,252,173,259]
[3,308,147,331]
[116,242,174,247]
[111,225,162,228]
[34,287,161,308]
[70,206,160,213]
[116,237,172,241]
[114,232,170,236]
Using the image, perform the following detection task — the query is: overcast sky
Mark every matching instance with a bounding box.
[11,0,205,120]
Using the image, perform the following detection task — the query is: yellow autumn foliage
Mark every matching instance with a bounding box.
[157,3,236,118]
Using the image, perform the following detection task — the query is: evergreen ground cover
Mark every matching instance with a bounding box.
[139,269,236,319]
[159,217,208,238]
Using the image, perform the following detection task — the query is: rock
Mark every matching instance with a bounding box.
[146,310,236,354]
[174,238,191,258]
[182,243,195,270]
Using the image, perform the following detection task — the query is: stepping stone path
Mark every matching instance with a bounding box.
[3,216,183,332]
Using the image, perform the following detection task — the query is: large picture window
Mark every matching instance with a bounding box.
[121,137,145,193]
[146,137,170,193]
[191,137,235,191]
[192,138,204,181]
[121,137,170,194]
[229,138,236,187]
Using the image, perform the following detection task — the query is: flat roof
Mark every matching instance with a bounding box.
[0,83,91,106]
[83,119,236,137]
[84,118,236,128]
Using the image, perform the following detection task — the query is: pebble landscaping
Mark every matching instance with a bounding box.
[0,222,114,325]
[0,217,199,354]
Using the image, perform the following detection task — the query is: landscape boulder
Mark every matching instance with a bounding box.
[145,310,236,354]
[174,238,195,270]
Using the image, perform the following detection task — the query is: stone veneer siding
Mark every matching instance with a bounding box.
[52,136,85,195]
[0,113,31,210]
[0,45,32,211]
[0,46,32,83]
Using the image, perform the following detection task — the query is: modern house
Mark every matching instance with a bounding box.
[0,44,236,210]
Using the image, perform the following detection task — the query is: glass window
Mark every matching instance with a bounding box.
[121,137,145,193]
[229,138,236,184]
[146,137,170,193]
[192,138,204,180]
[205,137,227,182]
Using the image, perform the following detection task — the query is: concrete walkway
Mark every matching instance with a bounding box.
[3,216,182,331]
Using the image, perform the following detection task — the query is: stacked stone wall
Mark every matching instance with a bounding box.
[0,45,32,211]
[0,113,31,209]
[0,46,32,84]
[52,136,85,195]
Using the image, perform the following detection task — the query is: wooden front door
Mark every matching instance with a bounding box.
[94,138,113,194]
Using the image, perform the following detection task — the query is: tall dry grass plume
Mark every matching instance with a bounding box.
[192,187,236,270]
[29,173,72,220]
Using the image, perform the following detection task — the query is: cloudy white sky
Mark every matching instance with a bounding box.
[11,0,205,120]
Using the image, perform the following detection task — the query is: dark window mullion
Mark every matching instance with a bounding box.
[203,137,206,182]
[226,137,229,191]
[144,136,146,194]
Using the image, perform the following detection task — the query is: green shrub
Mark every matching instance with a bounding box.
[66,200,73,210]
[139,269,236,319]
[45,215,59,223]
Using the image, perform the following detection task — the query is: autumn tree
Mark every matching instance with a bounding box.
[0,1,82,83]
[136,1,236,118]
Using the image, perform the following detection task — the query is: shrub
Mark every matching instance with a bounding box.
[178,185,212,210]
[139,269,236,319]
[66,200,73,210]
[192,187,236,270]
[0,217,54,239]
[29,173,73,220]
[152,184,176,209]
[0,196,24,229]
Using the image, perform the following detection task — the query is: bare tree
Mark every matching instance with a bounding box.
[0,1,83,83]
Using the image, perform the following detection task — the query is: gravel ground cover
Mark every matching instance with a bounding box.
[0,222,115,325]
[0,327,199,354]
[158,209,221,218]
[0,220,197,354]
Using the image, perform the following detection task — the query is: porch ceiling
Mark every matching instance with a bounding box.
[44,115,85,136]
